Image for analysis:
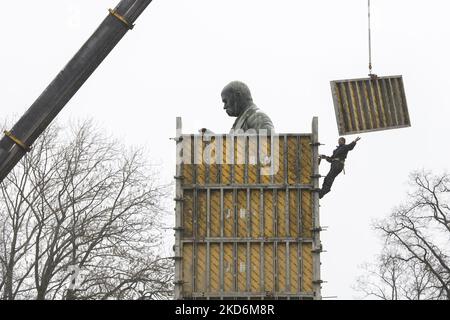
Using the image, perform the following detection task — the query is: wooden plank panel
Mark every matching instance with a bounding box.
[277,190,287,237]
[274,137,284,184]
[331,76,410,135]
[287,136,299,184]
[197,190,207,238]
[183,190,194,238]
[223,243,234,292]
[302,190,312,239]
[195,136,206,185]
[210,190,221,237]
[260,136,272,184]
[179,132,319,299]
[182,135,194,185]
[263,190,274,238]
[250,189,261,238]
[237,244,247,292]
[196,244,207,292]
[237,190,248,237]
[300,137,312,185]
[207,136,219,184]
[277,243,287,292]
[223,190,234,238]
[248,135,259,184]
[289,190,299,237]
[264,243,275,292]
[289,243,300,293]
[210,244,220,292]
[221,136,232,184]
[302,243,314,292]
[250,243,261,293]
[182,244,193,293]
[234,136,246,184]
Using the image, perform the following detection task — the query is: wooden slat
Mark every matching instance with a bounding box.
[331,76,410,135]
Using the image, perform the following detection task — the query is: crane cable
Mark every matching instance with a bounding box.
[368,0,373,75]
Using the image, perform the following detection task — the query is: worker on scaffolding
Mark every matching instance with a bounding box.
[318,136,361,199]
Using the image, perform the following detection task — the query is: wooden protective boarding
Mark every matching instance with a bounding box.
[330,75,410,135]
[174,117,321,299]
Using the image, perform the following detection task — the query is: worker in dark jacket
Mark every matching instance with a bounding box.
[318,136,361,199]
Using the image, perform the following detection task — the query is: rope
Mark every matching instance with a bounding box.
[368,0,373,75]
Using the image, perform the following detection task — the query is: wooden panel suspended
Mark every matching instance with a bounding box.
[330,75,410,135]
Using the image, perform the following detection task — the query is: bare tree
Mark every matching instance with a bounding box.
[0,120,173,300]
[354,249,437,300]
[355,171,450,300]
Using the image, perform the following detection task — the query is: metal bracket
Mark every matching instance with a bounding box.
[170,136,183,142]
[108,9,134,30]
[174,197,184,202]
[174,175,185,180]
[309,142,324,147]
[3,131,31,152]
[310,174,324,179]
[312,244,323,254]
[311,226,328,233]
[313,279,325,284]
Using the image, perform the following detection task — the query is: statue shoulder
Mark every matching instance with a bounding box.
[247,108,274,131]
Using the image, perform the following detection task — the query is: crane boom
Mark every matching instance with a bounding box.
[0,0,153,182]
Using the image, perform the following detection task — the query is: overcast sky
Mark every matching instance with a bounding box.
[1,0,450,299]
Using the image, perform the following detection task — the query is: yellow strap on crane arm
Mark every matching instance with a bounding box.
[108,9,134,30]
[3,131,31,152]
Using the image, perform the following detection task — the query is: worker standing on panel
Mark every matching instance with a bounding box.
[318,136,361,199]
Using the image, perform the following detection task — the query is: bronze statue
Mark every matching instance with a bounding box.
[200,81,274,134]
[222,81,274,133]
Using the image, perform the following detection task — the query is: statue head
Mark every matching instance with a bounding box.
[221,81,253,117]
[338,137,346,146]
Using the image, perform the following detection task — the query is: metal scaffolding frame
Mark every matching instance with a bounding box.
[174,117,322,300]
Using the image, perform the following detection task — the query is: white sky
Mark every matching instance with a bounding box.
[1,0,450,299]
